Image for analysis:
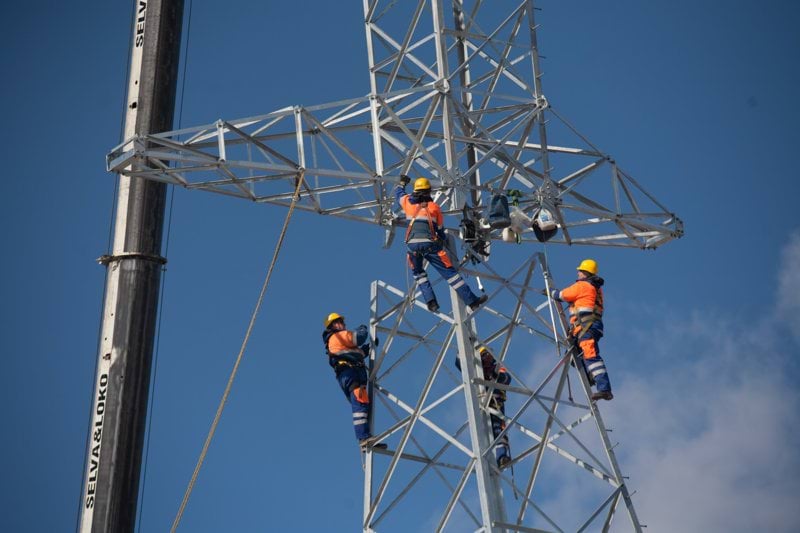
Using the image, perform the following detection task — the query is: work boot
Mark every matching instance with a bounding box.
[359,437,388,451]
[468,294,488,311]
[497,455,512,470]
[427,299,440,313]
[591,390,613,402]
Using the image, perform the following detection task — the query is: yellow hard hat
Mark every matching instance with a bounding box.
[413,177,431,192]
[577,259,598,275]
[324,312,344,328]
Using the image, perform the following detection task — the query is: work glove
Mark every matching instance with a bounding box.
[373,336,380,347]
[399,174,411,187]
[549,288,560,301]
[436,228,447,242]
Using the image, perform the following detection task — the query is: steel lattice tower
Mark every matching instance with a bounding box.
[107,1,682,531]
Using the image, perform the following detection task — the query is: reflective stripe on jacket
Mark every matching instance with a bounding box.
[556,278,604,330]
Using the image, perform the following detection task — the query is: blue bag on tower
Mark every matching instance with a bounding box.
[488,194,511,229]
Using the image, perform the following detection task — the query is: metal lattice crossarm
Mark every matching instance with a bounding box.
[106,0,682,249]
[363,252,641,532]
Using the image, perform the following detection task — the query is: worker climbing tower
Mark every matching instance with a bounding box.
[103,0,682,531]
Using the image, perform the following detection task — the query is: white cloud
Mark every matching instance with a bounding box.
[777,230,800,339]
[601,231,800,532]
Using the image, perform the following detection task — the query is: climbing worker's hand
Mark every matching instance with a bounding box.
[399,174,411,187]
[549,288,560,301]
[373,336,380,347]
[436,228,447,242]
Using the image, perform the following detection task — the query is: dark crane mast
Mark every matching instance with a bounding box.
[78,1,183,531]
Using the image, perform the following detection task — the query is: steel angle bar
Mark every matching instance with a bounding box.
[365,340,468,527]
[377,95,451,180]
[613,219,643,245]
[601,491,623,532]
[129,157,192,185]
[370,399,481,530]
[372,437,480,530]
[533,394,590,410]
[374,325,446,345]
[376,89,439,130]
[221,120,300,168]
[546,106,606,156]
[460,107,539,184]
[516,362,569,523]
[616,167,676,215]
[142,132,226,162]
[451,98,538,185]
[508,417,619,488]
[367,23,438,81]
[381,0,427,93]
[505,141,601,157]
[462,40,531,93]
[301,111,376,176]
[499,408,601,471]
[492,522,554,533]
[555,158,607,191]
[499,116,538,190]
[371,443,467,473]
[492,476,564,533]
[375,380,474,457]
[371,297,416,380]
[576,488,621,533]
[472,379,534,399]
[378,129,441,178]
[373,382,474,458]
[532,397,614,479]
[474,7,528,115]
[390,93,443,172]
[448,1,527,86]
[376,326,450,382]
[435,457,478,532]
[373,283,413,323]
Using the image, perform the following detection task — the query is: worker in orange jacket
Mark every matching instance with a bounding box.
[549,259,613,401]
[322,312,387,450]
[394,175,487,313]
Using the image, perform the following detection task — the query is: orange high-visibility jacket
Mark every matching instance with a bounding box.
[399,195,443,243]
[556,279,604,327]
[326,330,365,358]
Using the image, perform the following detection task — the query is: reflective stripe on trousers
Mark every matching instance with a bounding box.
[406,242,479,305]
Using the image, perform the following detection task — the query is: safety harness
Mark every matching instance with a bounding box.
[404,199,438,244]
[571,279,604,339]
[322,329,366,371]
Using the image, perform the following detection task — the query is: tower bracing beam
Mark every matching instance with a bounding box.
[361,252,642,532]
[106,0,683,250]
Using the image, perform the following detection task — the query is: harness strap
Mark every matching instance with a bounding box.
[404,201,437,244]
[572,288,604,338]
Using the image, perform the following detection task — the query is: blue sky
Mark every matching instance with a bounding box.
[2,1,799,531]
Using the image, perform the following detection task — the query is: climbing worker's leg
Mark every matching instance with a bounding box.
[349,383,371,441]
[336,367,371,440]
[490,411,511,468]
[424,246,486,310]
[579,333,613,401]
[407,244,438,309]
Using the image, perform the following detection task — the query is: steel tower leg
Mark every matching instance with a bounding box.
[450,292,508,532]
[78,1,183,531]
